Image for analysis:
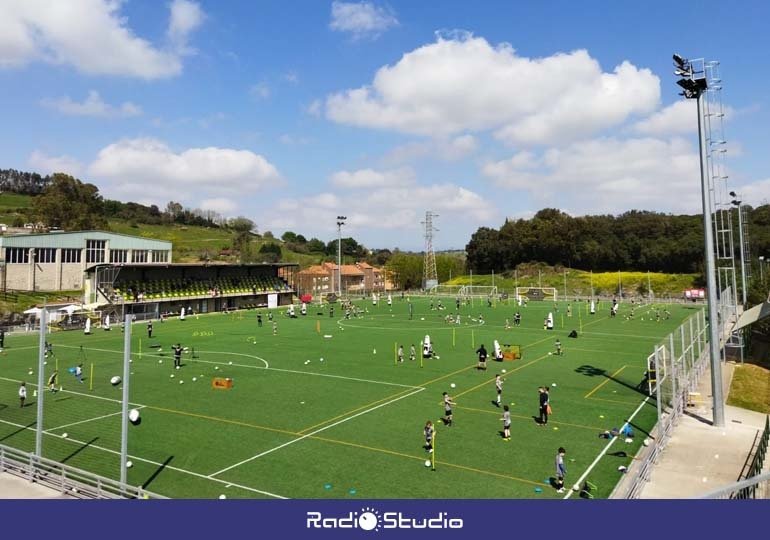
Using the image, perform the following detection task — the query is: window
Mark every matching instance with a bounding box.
[86,240,106,263]
[110,250,128,263]
[62,248,82,263]
[132,250,148,263]
[36,248,57,263]
[5,247,29,264]
[151,250,168,263]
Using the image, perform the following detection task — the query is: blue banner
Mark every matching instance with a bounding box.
[0,500,760,539]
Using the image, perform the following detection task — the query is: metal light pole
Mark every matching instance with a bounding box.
[120,314,132,489]
[35,309,47,458]
[760,256,765,282]
[730,195,747,306]
[675,52,724,427]
[336,216,346,297]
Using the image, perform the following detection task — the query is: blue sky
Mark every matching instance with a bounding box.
[1,0,769,251]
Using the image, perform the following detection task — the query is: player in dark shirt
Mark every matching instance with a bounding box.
[476,344,488,371]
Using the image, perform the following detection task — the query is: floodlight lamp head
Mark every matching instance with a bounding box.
[731,200,741,206]
[729,191,737,197]
[673,53,687,67]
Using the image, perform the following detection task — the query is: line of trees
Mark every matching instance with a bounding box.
[466,207,770,276]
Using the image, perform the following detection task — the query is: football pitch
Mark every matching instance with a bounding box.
[0,297,700,499]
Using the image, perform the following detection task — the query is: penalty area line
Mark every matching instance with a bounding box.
[209,386,425,478]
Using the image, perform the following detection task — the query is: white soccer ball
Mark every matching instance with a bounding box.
[28,370,33,375]
[192,377,197,382]
[170,374,175,378]
[435,356,440,359]
[424,460,431,467]
[158,359,163,364]
[175,365,180,370]
[214,366,219,370]
[548,352,552,356]
[450,383,456,388]
[625,437,633,444]
[179,380,184,384]
[502,369,507,373]
[573,484,580,491]
[229,361,233,365]
[128,409,140,423]
[320,357,324,362]
[551,383,557,387]
[126,461,133,468]
[643,438,651,447]
[219,494,227,500]
[158,348,162,352]
[62,433,68,438]
[110,376,122,386]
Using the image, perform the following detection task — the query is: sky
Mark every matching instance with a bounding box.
[1,0,769,251]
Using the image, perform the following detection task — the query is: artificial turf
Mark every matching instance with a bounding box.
[0,296,701,499]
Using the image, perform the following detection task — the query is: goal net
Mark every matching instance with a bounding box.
[515,287,558,302]
[429,284,462,296]
[458,285,498,297]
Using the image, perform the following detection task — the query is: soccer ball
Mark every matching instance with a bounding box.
[170,374,175,378]
[502,369,507,373]
[176,366,180,370]
[450,383,456,388]
[573,484,580,491]
[435,356,440,359]
[128,409,140,424]
[179,380,184,384]
[643,438,651,447]
[110,376,122,386]
[158,359,163,364]
[548,352,552,356]
[192,377,197,382]
[219,495,227,500]
[424,460,431,467]
[126,461,133,468]
[62,433,68,438]
[214,366,219,370]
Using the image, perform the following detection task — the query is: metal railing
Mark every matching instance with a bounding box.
[742,416,770,481]
[0,443,166,499]
[698,471,770,499]
[612,309,711,498]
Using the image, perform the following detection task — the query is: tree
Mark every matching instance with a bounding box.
[282,231,298,243]
[33,173,107,230]
[228,216,256,233]
[306,238,326,253]
[258,242,282,263]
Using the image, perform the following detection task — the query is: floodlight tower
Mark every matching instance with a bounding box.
[336,216,346,296]
[422,211,439,290]
[674,53,724,427]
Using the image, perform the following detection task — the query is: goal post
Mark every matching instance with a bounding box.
[515,287,558,302]
[458,285,498,297]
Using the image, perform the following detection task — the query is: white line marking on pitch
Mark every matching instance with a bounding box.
[47,406,146,432]
[0,376,146,408]
[209,386,425,478]
[0,418,287,500]
[57,344,420,390]
[562,396,651,500]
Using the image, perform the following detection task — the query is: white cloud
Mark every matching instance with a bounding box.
[250,82,271,100]
[88,138,280,203]
[482,136,702,214]
[278,134,311,145]
[306,99,322,117]
[167,0,204,55]
[326,33,660,144]
[329,1,398,39]
[384,135,478,164]
[330,167,414,188]
[41,90,142,118]
[199,197,237,215]
[265,183,489,233]
[739,178,770,207]
[631,100,696,135]
[28,150,82,176]
[283,70,299,84]
[0,0,203,79]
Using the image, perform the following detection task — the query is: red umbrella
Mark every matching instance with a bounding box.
[300,294,313,303]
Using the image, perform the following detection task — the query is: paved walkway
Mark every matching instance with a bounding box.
[636,361,768,498]
[0,471,74,499]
